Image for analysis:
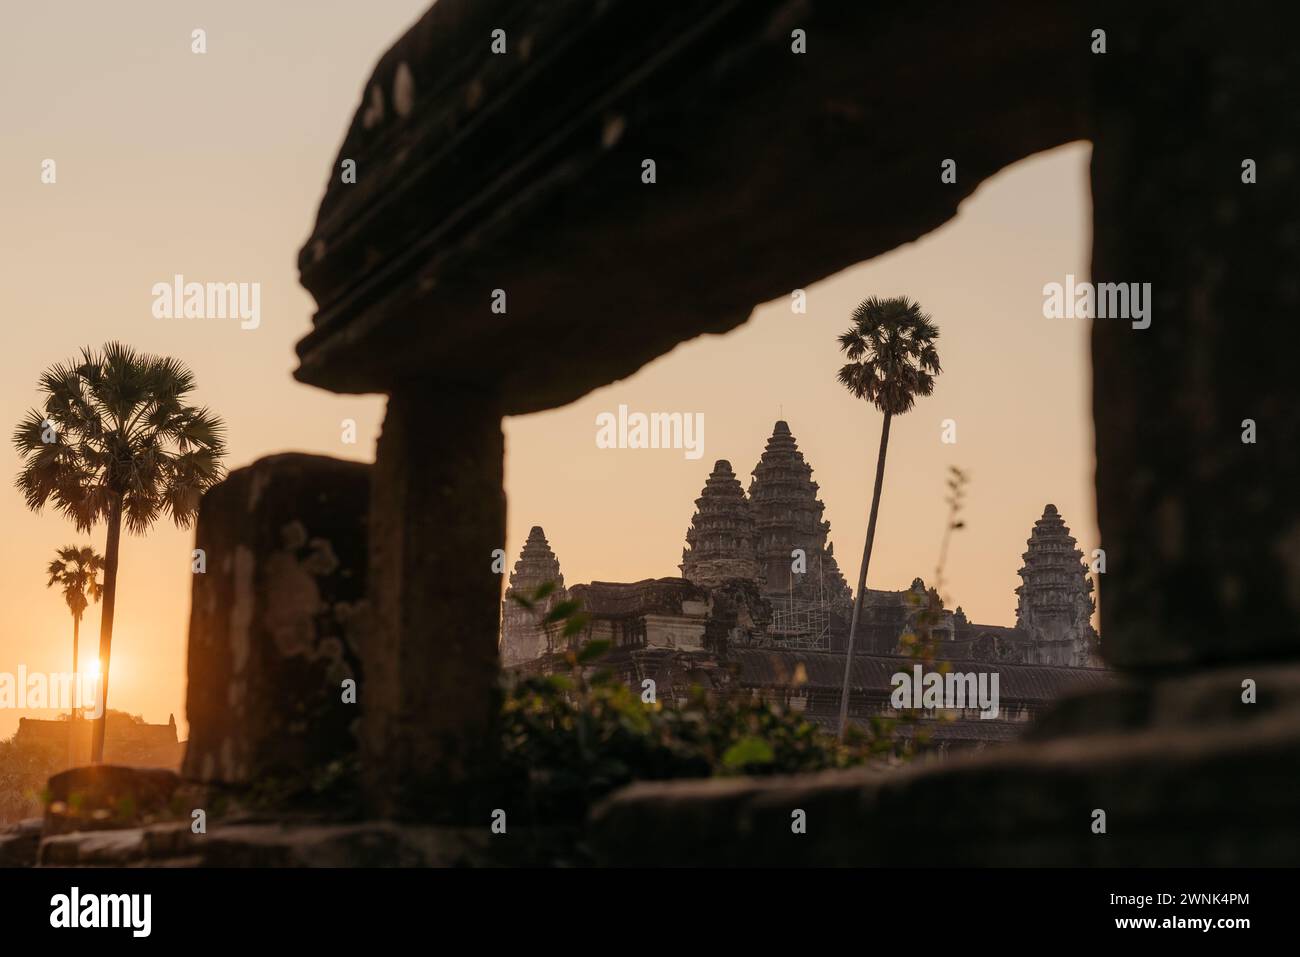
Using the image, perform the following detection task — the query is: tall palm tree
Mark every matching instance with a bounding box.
[46,545,103,764]
[835,297,941,738]
[14,342,227,764]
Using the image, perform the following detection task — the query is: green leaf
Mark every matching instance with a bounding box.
[561,612,591,637]
[721,736,775,770]
[576,639,612,664]
[542,600,582,625]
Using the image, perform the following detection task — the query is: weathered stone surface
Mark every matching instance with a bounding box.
[0,818,42,867]
[294,0,1089,408]
[1090,4,1300,667]
[39,822,209,866]
[36,820,564,867]
[1026,661,1300,739]
[589,662,1300,865]
[39,827,149,866]
[363,389,504,821]
[43,766,181,836]
[183,454,369,794]
[194,822,500,867]
[590,693,1300,866]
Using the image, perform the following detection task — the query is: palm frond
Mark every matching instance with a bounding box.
[14,343,228,538]
[837,296,943,416]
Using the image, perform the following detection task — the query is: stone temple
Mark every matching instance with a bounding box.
[500,525,567,665]
[502,420,1104,746]
[63,0,1279,865]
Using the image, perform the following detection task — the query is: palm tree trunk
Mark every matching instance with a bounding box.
[837,411,892,740]
[90,496,122,765]
[69,614,79,768]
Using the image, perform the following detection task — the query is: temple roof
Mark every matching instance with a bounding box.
[569,577,707,617]
[802,712,1028,744]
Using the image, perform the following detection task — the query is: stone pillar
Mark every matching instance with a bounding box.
[362,386,505,820]
[184,454,369,790]
[1090,7,1300,670]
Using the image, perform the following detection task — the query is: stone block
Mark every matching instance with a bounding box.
[43,765,181,836]
[0,818,42,867]
[1090,5,1300,667]
[182,454,369,798]
[589,666,1300,866]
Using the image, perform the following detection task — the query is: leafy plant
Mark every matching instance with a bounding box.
[0,735,62,826]
[46,544,104,764]
[895,466,971,745]
[499,585,913,828]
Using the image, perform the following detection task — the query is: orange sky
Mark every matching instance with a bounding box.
[0,1,1096,741]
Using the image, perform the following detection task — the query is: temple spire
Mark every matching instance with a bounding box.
[681,460,760,586]
[500,526,566,664]
[748,421,851,605]
[1015,505,1099,666]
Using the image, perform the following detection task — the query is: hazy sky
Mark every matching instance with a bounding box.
[0,1,1095,741]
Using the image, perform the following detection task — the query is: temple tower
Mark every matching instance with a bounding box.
[681,460,761,587]
[500,526,567,665]
[819,542,852,608]
[1014,505,1099,666]
[747,421,851,605]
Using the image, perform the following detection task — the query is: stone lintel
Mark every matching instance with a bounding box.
[294,0,1089,411]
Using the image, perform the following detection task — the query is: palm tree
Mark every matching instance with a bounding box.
[46,545,103,765]
[14,342,227,764]
[835,297,941,739]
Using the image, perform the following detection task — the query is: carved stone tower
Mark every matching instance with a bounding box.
[747,421,852,605]
[500,526,566,665]
[681,459,761,587]
[1014,504,1100,666]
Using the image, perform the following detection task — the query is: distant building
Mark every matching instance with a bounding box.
[500,526,568,665]
[743,422,853,608]
[13,711,183,770]
[1013,503,1101,666]
[501,420,1107,745]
